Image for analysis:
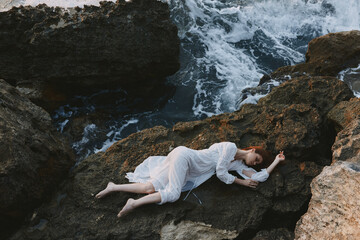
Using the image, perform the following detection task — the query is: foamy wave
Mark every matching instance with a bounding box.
[168,0,360,117]
[338,64,360,98]
[95,118,139,153]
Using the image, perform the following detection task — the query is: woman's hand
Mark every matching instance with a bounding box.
[275,151,285,162]
[234,178,258,188]
[242,179,259,188]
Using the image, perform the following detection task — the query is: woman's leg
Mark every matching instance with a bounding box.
[118,192,161,217]
[95,182,155,198]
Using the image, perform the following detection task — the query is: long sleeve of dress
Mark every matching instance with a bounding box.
[233,160,269,182]
[216,142,238,184]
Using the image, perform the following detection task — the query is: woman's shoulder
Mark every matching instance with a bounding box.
[211,141,237,149]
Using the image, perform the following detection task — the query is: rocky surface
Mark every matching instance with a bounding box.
[252,228,294,240]
[295,118,360,239]
[270,30,360,80]
[240,31,360,104]
[8,75,353,240]
[0,0,180,111]
[327,97,360,132]
[0,80,75,239]
[160,220,238,240]
[332,118,360,164]
[295,161,360,239]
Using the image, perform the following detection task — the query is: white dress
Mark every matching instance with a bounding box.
[126,142,269,205]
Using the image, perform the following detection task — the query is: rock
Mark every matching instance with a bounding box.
[332,118,360,164]
[240,31,360,105]
[9,74,353,240]
[252,228,294,240]
[0,0,180,111]
[295,118,360,239]
[241,31,360,105]
[257,76,353,163]
[338,64,360,95]
[0,80,75,239]
[294,161,360,240]
[327,98,360,132]
[270,30,360,80]
[258,76,354,117]
[160,220,238,240]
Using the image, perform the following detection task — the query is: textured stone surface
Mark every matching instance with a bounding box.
[332,118,360,164]
[270,30,360,80]
[252,228,294,240]
[242,31,360,104]
[0,80,75,239]
[295,117,360,239]
[327,98,360,132]
[160,221,238,240]
[258,76,354,117]
[9,75,353,240]
[295,161,360,240]
[0,0,180,110]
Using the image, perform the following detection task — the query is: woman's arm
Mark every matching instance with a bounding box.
[234,151,285,187]
[266,151,285,174]
[215,142,238,184]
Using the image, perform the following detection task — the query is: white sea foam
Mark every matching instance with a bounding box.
[72,123,97,158]
[58,119,69,132]
[236,79,281,107]
[95,118,139,153]
[168,0,360,116]
[338,64,360,98]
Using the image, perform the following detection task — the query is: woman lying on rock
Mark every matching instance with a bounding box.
[95,142,285,217]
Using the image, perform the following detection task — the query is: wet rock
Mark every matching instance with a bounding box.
[160,220,238,240]
[240,31,360,105]
[258,76,354,117]
[294,161,360,240]
[0,0,180,111]
[0,80,75,239]
[332,118,360,164]
[9,73,353,240]
[270,30,360,80]
[338,64,360,95]
[252,228,294,240]
[327,98,360,132]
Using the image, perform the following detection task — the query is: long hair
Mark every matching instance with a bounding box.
[242,146,274,171]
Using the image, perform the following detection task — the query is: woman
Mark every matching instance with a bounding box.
[95,142,285,217]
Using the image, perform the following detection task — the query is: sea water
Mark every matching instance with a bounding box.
[1,0,359,161]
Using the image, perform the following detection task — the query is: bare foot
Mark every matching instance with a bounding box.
[95,182,115,199]
[117,198,135,218]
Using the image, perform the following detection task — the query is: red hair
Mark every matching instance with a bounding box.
[242,146,274,171]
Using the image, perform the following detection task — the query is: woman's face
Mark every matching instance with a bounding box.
[245,150,263,166]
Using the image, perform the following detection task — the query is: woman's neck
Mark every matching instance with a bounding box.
[234,149,249,161]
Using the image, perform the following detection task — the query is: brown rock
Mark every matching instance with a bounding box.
[0,80,75,239]
[295,118,360,239]
[258,76,354,117]
[270,30,360,80]
[10,76,350,239]
[294,161,360,240]
[332,118,360,164]
[327,98,360,132]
